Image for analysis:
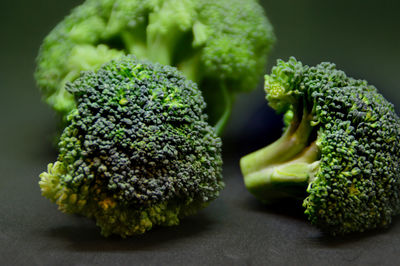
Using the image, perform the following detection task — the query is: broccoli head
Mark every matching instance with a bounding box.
[240,57,400,235]
[39,56,224,237]
[35,0,275,133]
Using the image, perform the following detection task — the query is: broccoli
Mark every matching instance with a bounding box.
[35,0,275,134]
[39,56,224,237]
[240,57,400,235]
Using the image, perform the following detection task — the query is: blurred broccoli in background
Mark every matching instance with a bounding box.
[240,57,400,235]
[35,0,275,134]
[39,56,224,237]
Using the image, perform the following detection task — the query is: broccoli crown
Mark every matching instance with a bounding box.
[35,0,275,128]
[240,57,400,235]
[39,56,224,237]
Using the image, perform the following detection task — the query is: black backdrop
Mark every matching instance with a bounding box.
[1,0,400,265]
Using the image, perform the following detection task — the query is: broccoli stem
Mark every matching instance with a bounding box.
[146,34,174,66]
[122,24,176,66]
[243,141,320,202]
[145,16,184,67]
[177,52,202,84]
[214,82,234,136]
[240,104,320,202]
[240,104,313,176]
[121,31,148,61]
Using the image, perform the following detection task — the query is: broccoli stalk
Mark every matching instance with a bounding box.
[213,82,234,136]
[241,101,320,202]
[119,0,204,84]
[145,0,195,66]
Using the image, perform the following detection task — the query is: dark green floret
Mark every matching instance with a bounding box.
[39,56,224,237]
[35,0,275,133]
[240,57,400,235]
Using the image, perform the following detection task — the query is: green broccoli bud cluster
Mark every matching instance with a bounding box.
[35,0,275,132]
[240,57,400,235]
[39,56,224,237]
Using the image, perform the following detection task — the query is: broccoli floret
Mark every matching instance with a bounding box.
[240,57,400,235]
[35,0,275,134]
[39,56,224,237]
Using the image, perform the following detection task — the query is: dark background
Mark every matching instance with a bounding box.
[1,0,400,265]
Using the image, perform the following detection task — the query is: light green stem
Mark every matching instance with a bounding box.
[122,31,148,61]
[244,141,320,203]
[177,52,201,83]
[214,82,234,136]
[240,106,313,176]
[146,34,173,66]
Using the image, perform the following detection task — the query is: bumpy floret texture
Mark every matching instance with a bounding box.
[39,57,224,237]
[241,57,400,235]
[35,0,275,123]
[302,63,400,234]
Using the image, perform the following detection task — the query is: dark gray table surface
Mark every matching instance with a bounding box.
[1,0,400,265]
